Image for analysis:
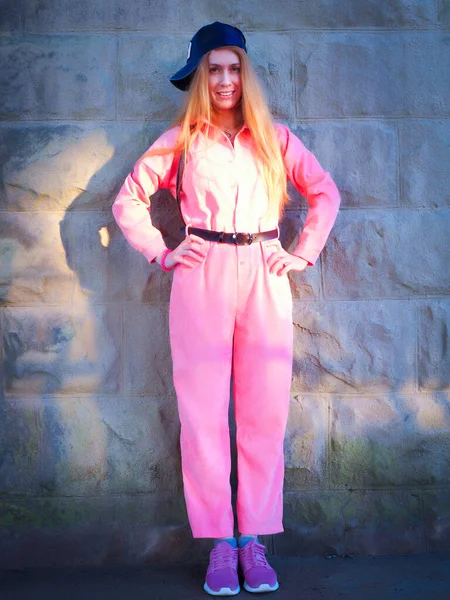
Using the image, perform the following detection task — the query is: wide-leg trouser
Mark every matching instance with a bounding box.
[169,240,293,538]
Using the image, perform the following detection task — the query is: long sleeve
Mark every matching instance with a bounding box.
[112,126,180,263]
[277,124,340,266]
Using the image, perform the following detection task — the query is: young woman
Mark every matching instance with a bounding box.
[113,22,340,596]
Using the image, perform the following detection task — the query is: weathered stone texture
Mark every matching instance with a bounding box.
[292,301,415,393]
[418,302,450,390]
[179,0,438,30]
[0,35,116,120]
[330,395,450,488]
[0,396,181,496]
[24,0,178,31]
[0,0,23,31]
[280,212,321,300]
[61,209,147,302]
[291,121,398,208]
[246,33,293,119]
[0,122,165,212]
[0,0,449,565]
[0,212,73,306]
[118,35,186,120]
[438,0,450,26]
[1,306,120,394]
[423,491,450,553]
[322,211,450,299]
[400,120,450,208]
[295,33,450,118]
[122,305,174,398]
[284,395,328,490]
[0,518,210,568]
[279,490,424,556]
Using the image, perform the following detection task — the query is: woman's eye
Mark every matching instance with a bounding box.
[231,67,241,73]
[209,67,219,73]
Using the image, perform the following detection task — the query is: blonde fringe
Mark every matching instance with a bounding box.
[143,46,289,218]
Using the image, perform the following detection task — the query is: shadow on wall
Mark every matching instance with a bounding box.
[0,124,194,566]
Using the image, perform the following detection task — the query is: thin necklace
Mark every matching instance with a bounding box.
[222,124,242,139]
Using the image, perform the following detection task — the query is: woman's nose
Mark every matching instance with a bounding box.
[221,70,231,85]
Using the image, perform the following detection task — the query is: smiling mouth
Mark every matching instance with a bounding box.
[217,91,234,98]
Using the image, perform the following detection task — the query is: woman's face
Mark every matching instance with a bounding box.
[207,48,242,113]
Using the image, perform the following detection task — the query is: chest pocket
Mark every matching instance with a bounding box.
[185,143,234,194]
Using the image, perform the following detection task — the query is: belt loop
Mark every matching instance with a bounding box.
[185,224,191,237]
[218,231,224,243]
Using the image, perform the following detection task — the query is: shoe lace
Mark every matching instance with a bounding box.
[211,545,237,571]
[241,542,270,570]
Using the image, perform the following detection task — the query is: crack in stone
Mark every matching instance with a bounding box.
[6,183,39,196]
[306,353,357,389]
[294,322,345,352]
[101,420,135,445]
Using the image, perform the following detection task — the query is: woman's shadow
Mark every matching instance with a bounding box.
[58,123,208,562]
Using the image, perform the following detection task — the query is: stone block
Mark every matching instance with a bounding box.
[284,395,328,490]
[0,396,181,496]
[292,300,415,393]
[118,35,186,120]
[278,490,424,556]
[0,523,211,568]
[179,0,437,30]
[24,0,178,31]
[423,491,450,552]
[438,0,450,26]
[61,209,145,302]
[280,212,321,300]
[322,211,450,299]
[1,306,120,394]
[0,35,116,120]
[0,122,166,212]
[330,394,450,488]
[0,0,23,31]
[122,305,174,398]
[294,33,450,118]
[0,212,73,305]
[418,301,450,390]
[291,121,398,208]
[400,120,450,208]
[64,192,185,305]
[0,495,196,567]
[246,33,294,119]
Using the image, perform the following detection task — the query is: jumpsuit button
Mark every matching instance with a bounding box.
[240,261,244,266]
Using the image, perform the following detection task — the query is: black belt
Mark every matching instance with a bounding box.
[186,227,278,246]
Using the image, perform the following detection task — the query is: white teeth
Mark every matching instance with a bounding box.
[218,92,233,97]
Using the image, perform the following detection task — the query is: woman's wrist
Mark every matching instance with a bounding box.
[160,248,174,272]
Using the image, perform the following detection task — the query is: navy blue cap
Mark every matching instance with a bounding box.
[170,21,247,91]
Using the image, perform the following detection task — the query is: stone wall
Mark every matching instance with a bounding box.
[0,1,449,566]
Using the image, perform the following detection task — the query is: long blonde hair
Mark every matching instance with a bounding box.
[146,46,289,217]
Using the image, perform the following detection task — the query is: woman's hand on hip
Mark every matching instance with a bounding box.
[159,234,208,269]
[266,248,309,276]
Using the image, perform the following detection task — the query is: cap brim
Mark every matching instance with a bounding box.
[170,61,198,91]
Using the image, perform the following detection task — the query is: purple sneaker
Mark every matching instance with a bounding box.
[204,541,240,596]
[239,539,279,593]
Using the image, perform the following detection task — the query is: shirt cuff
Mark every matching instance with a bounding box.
[142,237,168,264]
[292,245,317,266]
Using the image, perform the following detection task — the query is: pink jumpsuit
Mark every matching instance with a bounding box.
[113,123,340,538]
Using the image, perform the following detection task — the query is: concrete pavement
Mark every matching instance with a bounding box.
[1,553,450,600]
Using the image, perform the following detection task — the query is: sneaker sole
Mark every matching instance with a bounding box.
[243,581,279,593]
[204,582,241,596]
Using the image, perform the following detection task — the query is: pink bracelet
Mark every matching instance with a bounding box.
[160,248,174,272]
